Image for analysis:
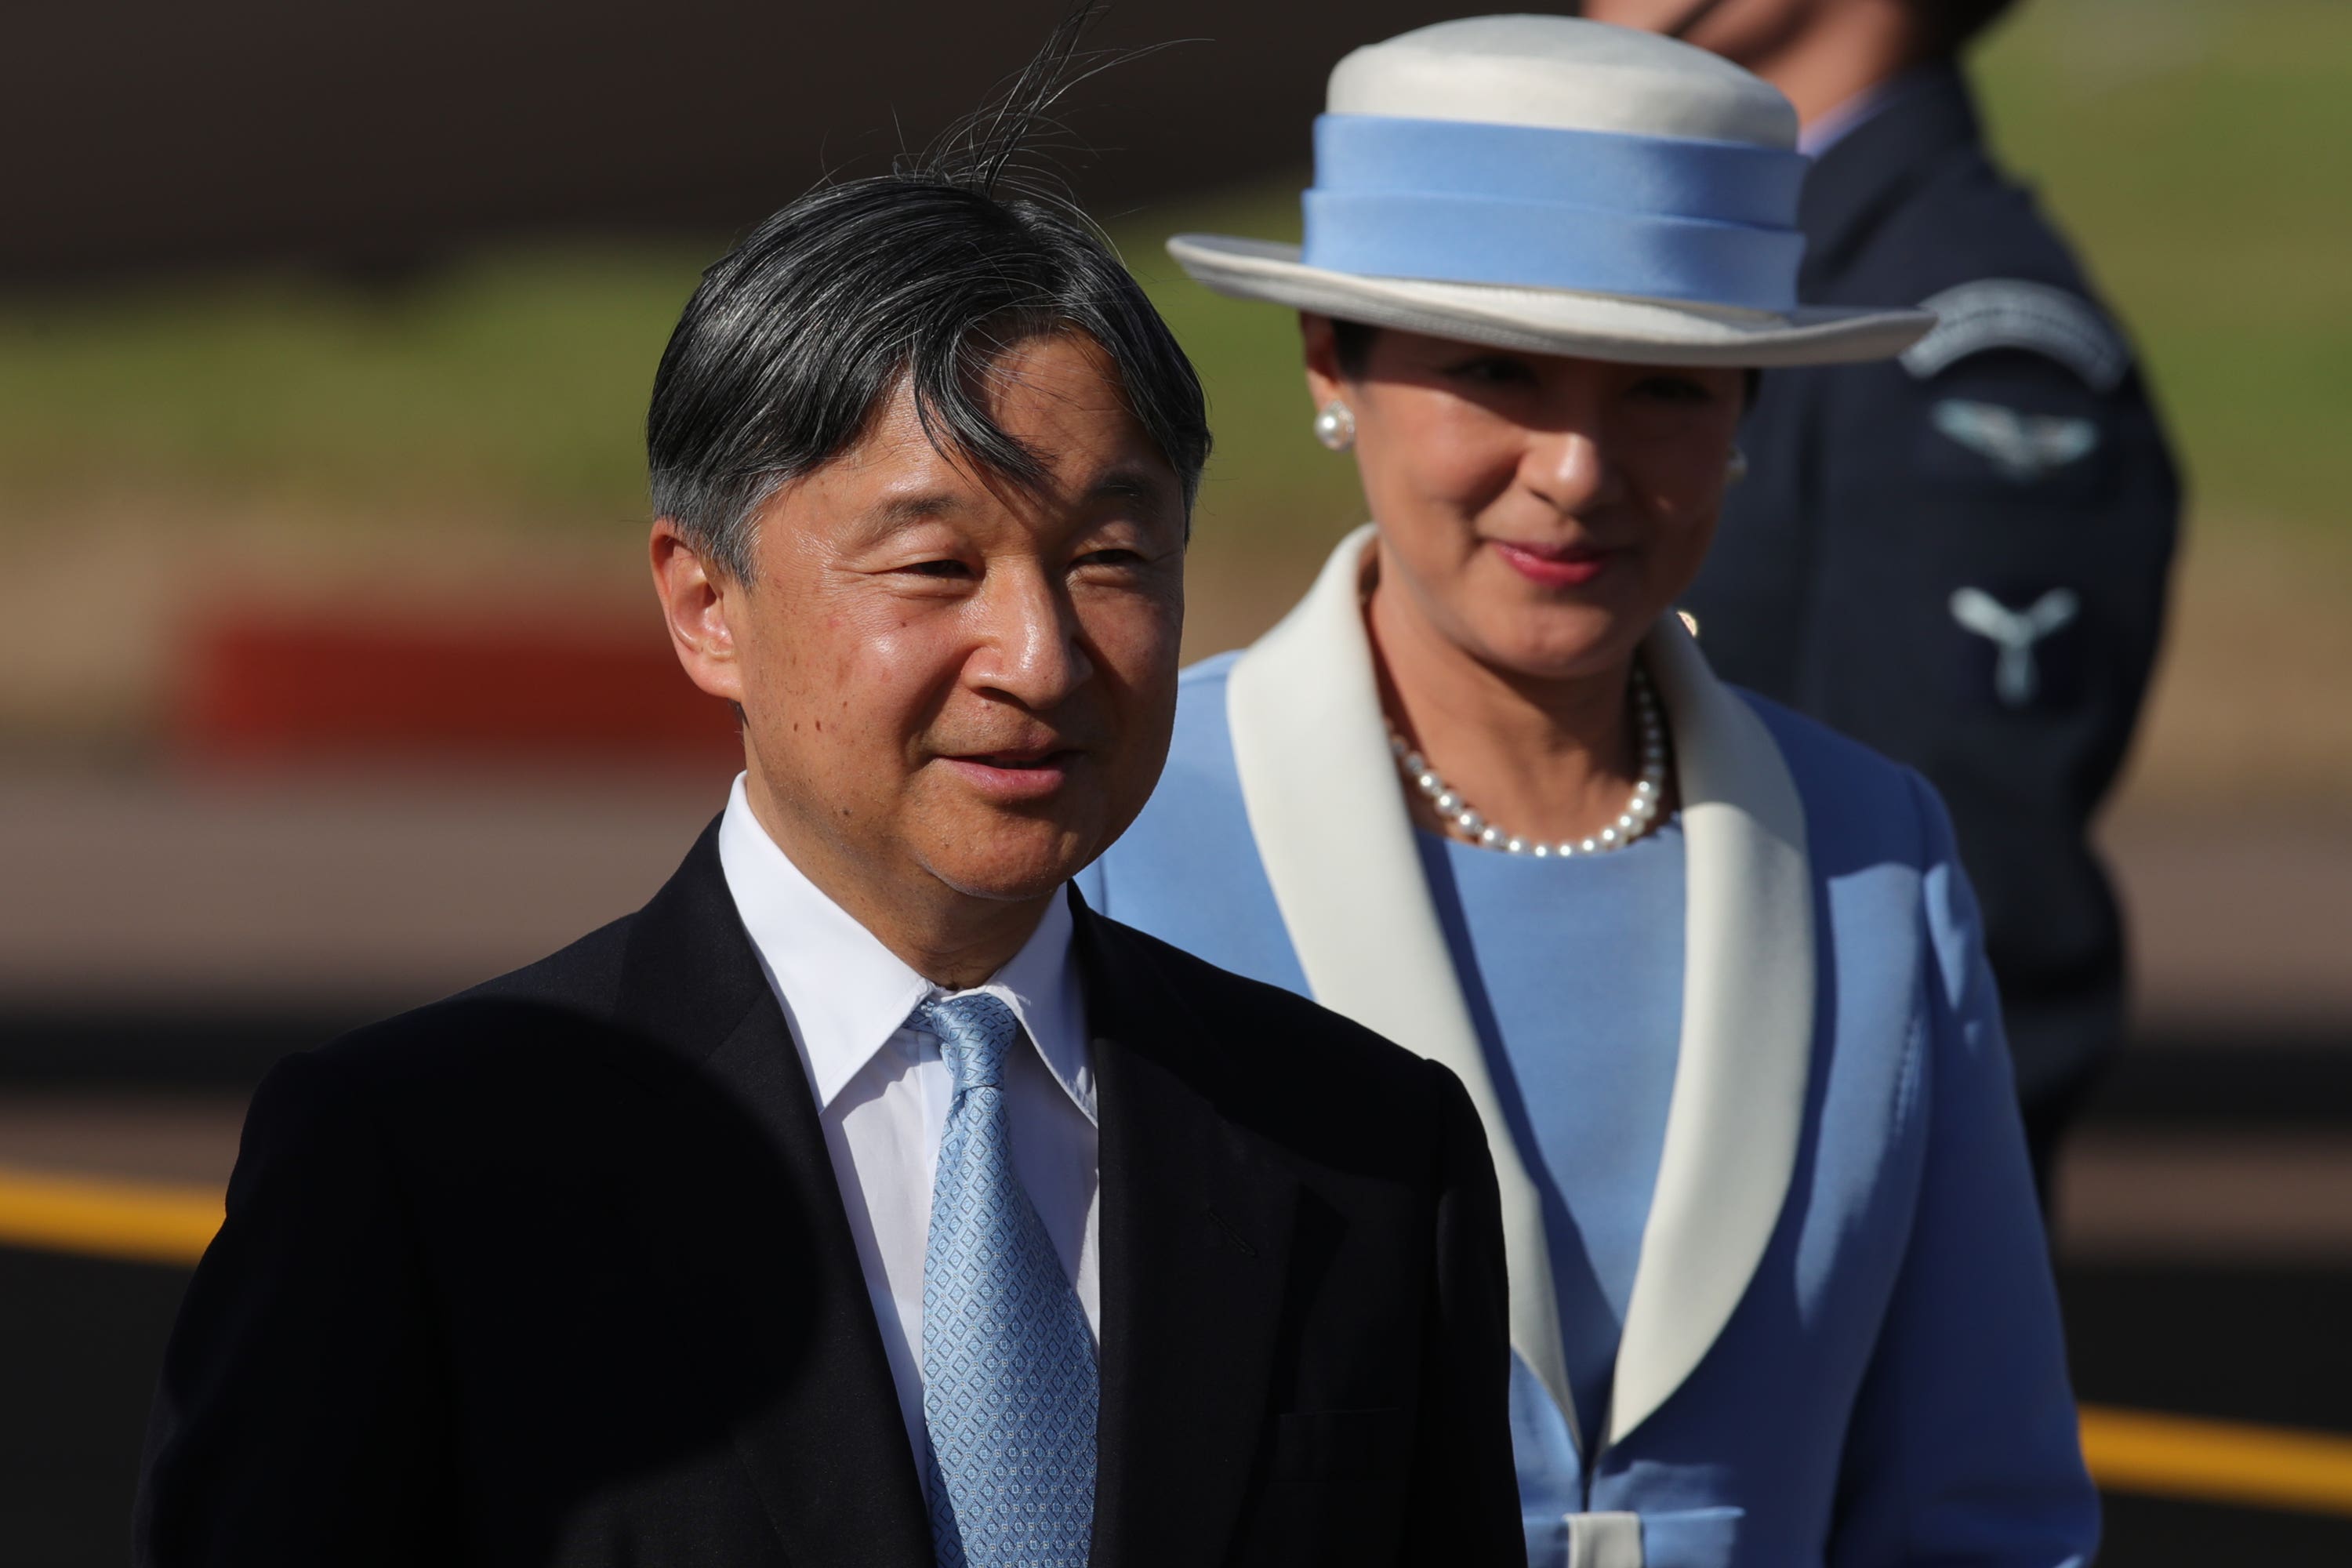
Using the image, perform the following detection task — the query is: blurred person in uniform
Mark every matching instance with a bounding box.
[1584,0,2183,1195]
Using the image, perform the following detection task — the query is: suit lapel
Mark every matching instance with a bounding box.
[1604,617,1814,1448]
[1080,901,1298,1568]
[1224,529,1818,1454]
[1225,524,1579,1440]
[615,825,935,1568]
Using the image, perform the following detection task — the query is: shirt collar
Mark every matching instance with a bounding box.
[1798,66,1933,158]
[715,774,1093,1123]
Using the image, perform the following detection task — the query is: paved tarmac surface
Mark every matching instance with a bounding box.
[6,773,2346,1033]
[2065,1263,2352,1563]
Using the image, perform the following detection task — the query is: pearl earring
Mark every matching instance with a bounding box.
[1312,400,1356,452]
[1726,445,1750,484]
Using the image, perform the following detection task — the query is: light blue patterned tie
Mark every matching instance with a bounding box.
[916,992,1098,1568]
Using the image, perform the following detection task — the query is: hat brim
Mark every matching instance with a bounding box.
[1168,234,1932,368]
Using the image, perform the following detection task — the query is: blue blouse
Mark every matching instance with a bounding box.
[1416,826,1684,1440]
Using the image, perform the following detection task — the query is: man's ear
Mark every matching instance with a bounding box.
[1301,311,1346,412]
[649,518,745,705]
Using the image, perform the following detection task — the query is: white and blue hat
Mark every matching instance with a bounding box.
[1169,16,1933,367]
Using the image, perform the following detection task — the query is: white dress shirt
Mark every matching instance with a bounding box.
[715,775,1100,1475]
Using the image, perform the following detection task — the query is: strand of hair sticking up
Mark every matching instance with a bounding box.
[907,2,1190,215]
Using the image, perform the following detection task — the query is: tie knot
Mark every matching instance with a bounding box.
[918,992,1022,1094]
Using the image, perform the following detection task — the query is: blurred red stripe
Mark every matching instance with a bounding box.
[175,609,742,770]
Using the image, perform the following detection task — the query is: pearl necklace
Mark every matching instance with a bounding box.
[1388,664,1670,858]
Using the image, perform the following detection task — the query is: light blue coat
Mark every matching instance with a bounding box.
[1079,528,2096,1568]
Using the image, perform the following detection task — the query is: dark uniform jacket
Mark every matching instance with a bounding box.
[133,822,1525,1567]
[1687,64,2181,1175]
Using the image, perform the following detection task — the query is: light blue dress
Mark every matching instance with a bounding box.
[1079,649,2097,1568]
[1415,826,1683,1443]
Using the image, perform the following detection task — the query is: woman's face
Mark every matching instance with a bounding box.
[1305,317,1745,682]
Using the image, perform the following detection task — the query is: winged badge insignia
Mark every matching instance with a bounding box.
[1932,399,2100,484]
[1950,586,2080,706]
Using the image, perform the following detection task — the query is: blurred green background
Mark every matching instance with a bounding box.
[0,0,2343,797]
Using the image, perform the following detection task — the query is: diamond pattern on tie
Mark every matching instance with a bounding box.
[916,992,1097,1568]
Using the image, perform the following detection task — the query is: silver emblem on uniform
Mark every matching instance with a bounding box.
[1932,399,2100,483]
[1902,279,2129,391]
[1949,586,2080,707]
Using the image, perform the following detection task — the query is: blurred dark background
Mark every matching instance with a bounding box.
[2,1,2349,1563]
[3,0,1467,282]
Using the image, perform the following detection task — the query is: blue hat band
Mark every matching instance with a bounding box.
[1299,114,1809,314]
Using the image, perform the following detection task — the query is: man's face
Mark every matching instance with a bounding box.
[683,332,1186,913]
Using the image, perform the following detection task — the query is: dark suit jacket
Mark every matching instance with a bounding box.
[134,821,1523,1567]
[1687,64,2180,1155]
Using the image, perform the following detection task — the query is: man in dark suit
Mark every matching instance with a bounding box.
[132,99,1523,1568]
[1590,0,2182,1196]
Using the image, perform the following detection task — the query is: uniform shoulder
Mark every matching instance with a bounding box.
[1924,159,2068,251]
[1846,140,2137,395]
[1867,129,2088,288]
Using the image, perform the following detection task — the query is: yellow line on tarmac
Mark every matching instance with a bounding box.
[5,1163,2352,1522]
[0,1163,220,1269]
[2082,1404,2352,1518]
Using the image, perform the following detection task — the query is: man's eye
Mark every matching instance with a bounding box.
[902,559,973,579]
[1079,547,1144,568]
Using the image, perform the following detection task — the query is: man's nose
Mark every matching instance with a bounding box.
[969,564,1094,709]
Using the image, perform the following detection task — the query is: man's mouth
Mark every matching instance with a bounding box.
[960,744,1073,768]
[940,745,1083,801]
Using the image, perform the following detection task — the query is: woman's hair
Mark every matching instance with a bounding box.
[645,4,1210,583]
[1330,317,1382,381]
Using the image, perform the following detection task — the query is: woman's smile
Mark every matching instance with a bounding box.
[1308,321,1740,688]
[1487,537,1621,589]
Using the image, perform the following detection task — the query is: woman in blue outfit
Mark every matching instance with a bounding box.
[1078,17,2096,1568]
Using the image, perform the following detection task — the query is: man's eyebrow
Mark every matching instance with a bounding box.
[852,468,1168,540]
[847,490,969,544]
[871,490,967,525]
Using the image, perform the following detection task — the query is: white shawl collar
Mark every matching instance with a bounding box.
[1225,525,1814,1450]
